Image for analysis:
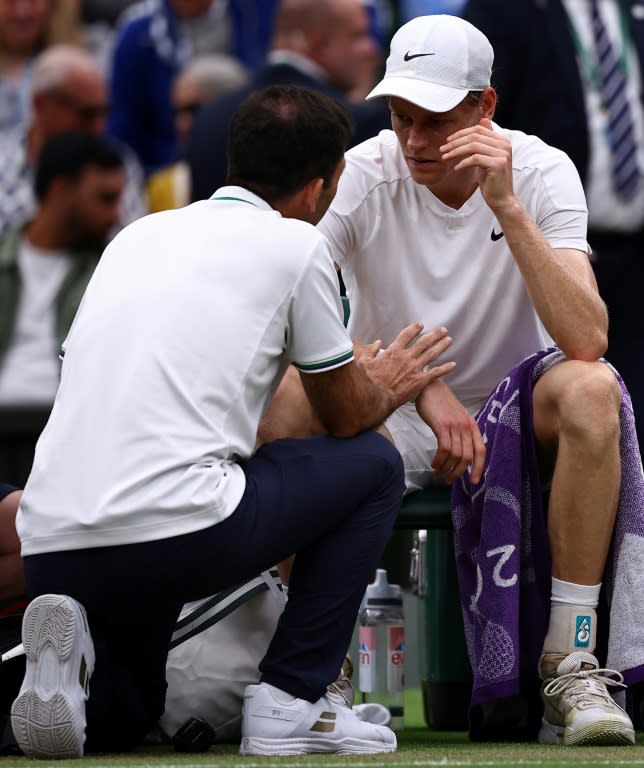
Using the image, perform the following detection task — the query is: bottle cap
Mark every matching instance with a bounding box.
[364,568,403,607]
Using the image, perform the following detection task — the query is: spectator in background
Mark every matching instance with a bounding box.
[348,0,394,102]
[146,53,249,212]
[80,0,139,69]
[461,0,644,448]
[0,45,146,239]
[399,0,465,21]
[0,132,125,409]
[186,0,391,202]
[107,0,279,174]
[0,0,84,132]
[174,54,248,143]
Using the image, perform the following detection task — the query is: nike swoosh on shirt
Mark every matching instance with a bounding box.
[404,51,436,61]
[490,229,505,241]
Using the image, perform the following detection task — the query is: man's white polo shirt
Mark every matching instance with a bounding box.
[319,127,589,413]
[18,188,353,555]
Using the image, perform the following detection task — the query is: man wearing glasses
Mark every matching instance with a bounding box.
[0,44,146,239]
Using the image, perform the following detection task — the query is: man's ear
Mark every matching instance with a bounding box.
[41,176,74,207]
[301,177,324,214]
[481,86,497,120]
[277,177,324,220]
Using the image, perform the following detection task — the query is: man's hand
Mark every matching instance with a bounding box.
[359,324,455,409]
[415,379,485,485]
[441,118,518,215]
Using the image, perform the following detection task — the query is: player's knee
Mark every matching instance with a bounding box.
[371,431,405,499]
[558,363,621,444]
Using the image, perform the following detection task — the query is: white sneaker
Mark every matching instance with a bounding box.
[240,682,397,755]
[10,594,95,759]
[538,651,635,746]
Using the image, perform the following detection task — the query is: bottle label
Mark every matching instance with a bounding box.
[387,625,405,692]
[358,625,376,692]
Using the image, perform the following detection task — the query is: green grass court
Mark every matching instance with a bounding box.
[4,690,644,768]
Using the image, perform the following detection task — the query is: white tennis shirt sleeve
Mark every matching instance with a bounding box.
[289,236,354,372]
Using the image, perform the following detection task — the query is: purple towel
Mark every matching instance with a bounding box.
[451,349,644,721]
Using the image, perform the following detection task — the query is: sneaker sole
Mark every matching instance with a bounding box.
[240,735,397,755]
[565,719,635,747]
[539,717,635,746]
[10,595,94,759]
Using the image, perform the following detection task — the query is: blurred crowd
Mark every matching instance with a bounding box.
[0,0,642,486]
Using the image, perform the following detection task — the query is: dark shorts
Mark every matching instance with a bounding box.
[0,484,17,502]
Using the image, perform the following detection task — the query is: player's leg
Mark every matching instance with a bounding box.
[215,431,404,755]
[13,430,405,757]
[16,548,183,756]
[0,487,25,602]
[531,359,633,745]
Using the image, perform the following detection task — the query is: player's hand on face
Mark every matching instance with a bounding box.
[360,323,456,407]
[440,118,516,213]
[415,379,485,484]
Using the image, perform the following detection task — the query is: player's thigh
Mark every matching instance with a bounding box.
[243,431,403,539]
[384,403,439,494]
[163,431,405,593]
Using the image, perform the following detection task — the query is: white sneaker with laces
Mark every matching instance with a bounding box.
[10,594,95,759]
[240,681,397,755]
[538,651,635,746]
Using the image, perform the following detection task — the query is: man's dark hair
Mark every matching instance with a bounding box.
[226,85,353,205]
[34,132,124,201]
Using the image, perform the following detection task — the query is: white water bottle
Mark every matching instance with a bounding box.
[358,569,405,730]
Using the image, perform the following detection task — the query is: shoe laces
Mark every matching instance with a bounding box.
[326,676,355,708]
[326,654,355,708]
[543,665,627,710]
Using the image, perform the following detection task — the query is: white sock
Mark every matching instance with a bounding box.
[551,577,601,607]
[541,578,601,655]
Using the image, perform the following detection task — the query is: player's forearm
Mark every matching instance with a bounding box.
[302,326,454,437]
[496,200,608,360]
[314,367,396,438]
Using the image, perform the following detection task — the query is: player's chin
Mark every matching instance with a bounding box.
[410,168,445,186]
[408,165,443,186]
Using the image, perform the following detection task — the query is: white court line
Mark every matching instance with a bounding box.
[80,760,644,768]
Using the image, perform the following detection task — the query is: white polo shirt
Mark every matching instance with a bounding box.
[18,187,353,555]
[319,126,589,413]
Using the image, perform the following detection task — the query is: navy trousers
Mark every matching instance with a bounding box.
[23,432,404,751]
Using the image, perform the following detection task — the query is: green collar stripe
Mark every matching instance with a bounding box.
[295,349,354,372]
[209,195,257,206]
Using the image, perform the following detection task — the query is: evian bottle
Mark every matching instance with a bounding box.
[358,568,405,730]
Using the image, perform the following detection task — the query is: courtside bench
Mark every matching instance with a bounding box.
[397,487,471,730]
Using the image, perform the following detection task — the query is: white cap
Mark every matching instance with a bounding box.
[366,15,493,113]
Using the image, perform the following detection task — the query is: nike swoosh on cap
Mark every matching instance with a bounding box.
[403,51,436,61]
